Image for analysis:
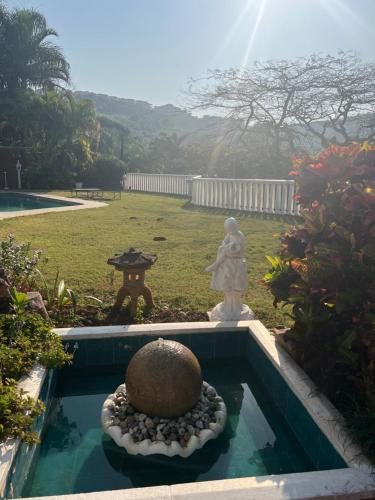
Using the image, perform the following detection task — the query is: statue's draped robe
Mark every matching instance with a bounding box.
[210,231,248,292]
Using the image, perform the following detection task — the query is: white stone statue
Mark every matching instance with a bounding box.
[205,217,254,321]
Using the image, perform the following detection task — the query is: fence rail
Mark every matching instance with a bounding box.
[124,173,299,216]
[191,178,299,215]
[124,173,198,197]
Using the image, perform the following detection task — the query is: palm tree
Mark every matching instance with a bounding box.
[27,90,98,187]
[0,6,70,94]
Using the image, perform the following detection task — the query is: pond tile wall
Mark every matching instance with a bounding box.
[63,331,246,370]
[61,330,346,472]
[245,334,346,471]
[6,370,58,499]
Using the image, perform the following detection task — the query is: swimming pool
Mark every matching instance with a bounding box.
[0,192,79,212]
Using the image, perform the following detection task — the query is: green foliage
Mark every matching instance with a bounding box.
[0,313,71,443]
[9,287,29,314]
[56,280,77,313]
[75,91,224,143]
[15,91,97,188]
[0,234,45,290]
[263,142,375,459]
[0,313,71,378]
[77,92,292,179]
[0,380,44,445]
[0,233,72,445]
[0,5,70,93]
[0,3,101,189]
[83,157,126,189]
[36,268,102,326]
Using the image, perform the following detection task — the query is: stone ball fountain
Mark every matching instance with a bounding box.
[101,338,227,458]
[126,339,202,418]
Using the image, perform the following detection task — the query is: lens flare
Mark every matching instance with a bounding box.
[240,0,268,68]
[209,0,258,67]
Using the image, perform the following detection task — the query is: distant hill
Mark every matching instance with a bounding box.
[75,91,374,152]
[74,91,228,143]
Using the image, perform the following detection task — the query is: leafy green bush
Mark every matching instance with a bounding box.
[0,314,71,378]
[83,157,126,190]
[36,269,103,326]
[0,314,71,443]
[0,381,45,445]
[263,142,375,458]
[0,234,45,290]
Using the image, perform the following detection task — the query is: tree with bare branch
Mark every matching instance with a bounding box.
[188,52,375,176]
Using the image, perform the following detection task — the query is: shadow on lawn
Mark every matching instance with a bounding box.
[126,190,189,200]
[182,201,301,224]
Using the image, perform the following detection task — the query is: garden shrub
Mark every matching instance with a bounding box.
[0,313,71,443]
[263,142,375,458]
[0,234,45,290]
[82,157,126,190]
[0,381,45,445]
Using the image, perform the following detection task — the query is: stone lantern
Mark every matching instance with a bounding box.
[107,248,157,316]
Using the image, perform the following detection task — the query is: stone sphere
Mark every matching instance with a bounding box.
[125,338,202,418]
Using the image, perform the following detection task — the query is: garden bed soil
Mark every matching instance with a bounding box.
[49,302,208,328]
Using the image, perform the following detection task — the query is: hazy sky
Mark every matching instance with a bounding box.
[6,0,375,106]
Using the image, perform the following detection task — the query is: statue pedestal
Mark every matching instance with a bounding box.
[208,291,254,321]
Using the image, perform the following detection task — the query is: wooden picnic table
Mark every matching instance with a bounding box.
[70,188,122,200]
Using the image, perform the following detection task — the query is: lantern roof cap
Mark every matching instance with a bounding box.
[107,247,157,270]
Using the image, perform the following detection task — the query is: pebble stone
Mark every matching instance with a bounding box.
[109,382,220,448]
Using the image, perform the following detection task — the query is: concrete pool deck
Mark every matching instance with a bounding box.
[0,192,107,219]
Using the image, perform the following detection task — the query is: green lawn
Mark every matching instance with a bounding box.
[0,192,295,328]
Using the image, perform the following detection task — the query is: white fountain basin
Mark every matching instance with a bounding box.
[101,382,227,458]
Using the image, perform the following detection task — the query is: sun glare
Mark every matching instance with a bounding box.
[209,0,258,67]
[240,0,268,68]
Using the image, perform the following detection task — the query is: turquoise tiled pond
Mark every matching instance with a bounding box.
[7,331,346,498]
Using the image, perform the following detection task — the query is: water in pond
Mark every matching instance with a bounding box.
[22,361,315,497]
[0,193,78,212]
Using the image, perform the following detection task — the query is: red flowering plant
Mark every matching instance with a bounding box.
[263,142,375,458]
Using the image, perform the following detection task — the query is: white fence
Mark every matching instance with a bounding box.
[124,173,299,216]
[191,178,299,215]
[124,173,198,197]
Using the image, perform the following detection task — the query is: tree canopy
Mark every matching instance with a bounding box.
[0,4,128,188]
[2,1,375,186]
[188,52,375,175]
[0,5,70,94]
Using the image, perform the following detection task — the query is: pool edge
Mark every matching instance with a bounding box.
[0,192,107,219]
